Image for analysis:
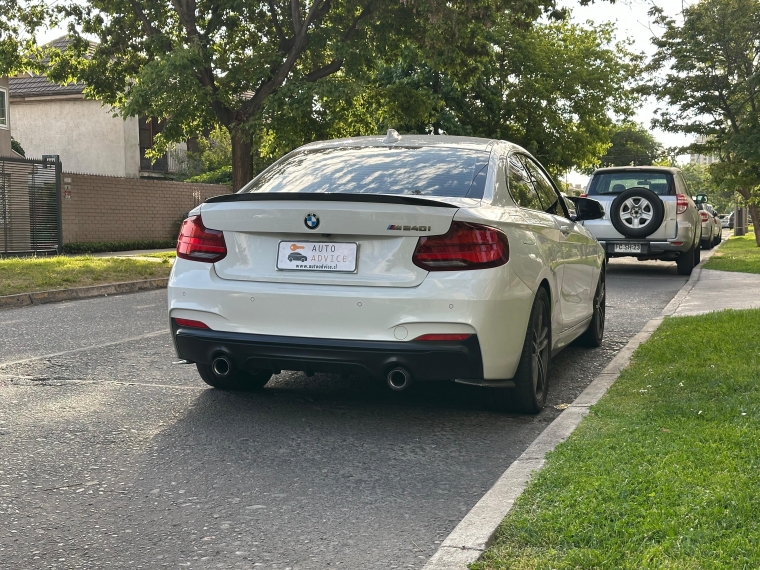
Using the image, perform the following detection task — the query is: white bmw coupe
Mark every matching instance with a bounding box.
[168,132,606,413]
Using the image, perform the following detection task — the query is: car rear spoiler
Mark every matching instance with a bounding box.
[204,192,460,208]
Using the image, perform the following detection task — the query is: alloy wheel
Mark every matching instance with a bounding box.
[619,197,653,229]
[531,300,550,400]
[594,274,606,339]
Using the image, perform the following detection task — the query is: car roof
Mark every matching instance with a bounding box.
[300,134,505,153]
[591,166,682,175]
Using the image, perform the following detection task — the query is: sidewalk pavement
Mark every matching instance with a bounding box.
[672,268,760,316]
[90,248,175,258]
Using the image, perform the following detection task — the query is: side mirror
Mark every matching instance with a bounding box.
[568,197,605,221]
[695,194,708,204]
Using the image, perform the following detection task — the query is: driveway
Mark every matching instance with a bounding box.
[0,258,687,569]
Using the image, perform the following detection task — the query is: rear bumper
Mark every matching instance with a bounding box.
[172,323,485,381]
[591,220,698,257]
[600,240,689,256]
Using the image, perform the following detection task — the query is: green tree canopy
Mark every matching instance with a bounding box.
[12,0,562,190]
[681,163,735,213]
[595,122,664,168]
[650,0,760,245]
[240,18,642,179]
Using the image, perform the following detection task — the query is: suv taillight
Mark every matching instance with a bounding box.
[699,211,710,222]
[177,215,227,263]
[676,194,689,215]
[412,221,509,271]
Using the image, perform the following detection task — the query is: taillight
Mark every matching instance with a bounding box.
[412,221,509,271]
[580,193,588,198]
[414,333,472,341]
[676,194,689,215]
[699,211,710,222]
[173,318,210,329]
[177,215,227,263]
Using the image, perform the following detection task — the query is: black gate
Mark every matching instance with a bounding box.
[0,155,62,256]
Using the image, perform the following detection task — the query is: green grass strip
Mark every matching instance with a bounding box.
[137,251,177,260]
[0,256,172,296]
[703,232,760,274]
[473,309,760,569]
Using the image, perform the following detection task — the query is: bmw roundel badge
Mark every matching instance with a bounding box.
[304,213,320,230]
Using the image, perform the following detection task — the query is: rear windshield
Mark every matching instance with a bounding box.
[239,146,490,199]
[587,171,674,196]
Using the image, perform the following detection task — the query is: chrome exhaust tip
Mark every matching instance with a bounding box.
[212,356,233,378]
[387,367,412,391]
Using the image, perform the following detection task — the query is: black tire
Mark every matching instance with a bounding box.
[578,266,605,347]
[676,241,697,276]
[715,230,722,245]
[196,363,272,391]
[610,187,665,238]
[701,236,713,250]
[490,288,551,414]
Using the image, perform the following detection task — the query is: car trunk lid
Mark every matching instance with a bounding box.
[201,194,468,287]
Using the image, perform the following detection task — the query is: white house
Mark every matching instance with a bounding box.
[9,38,186,178]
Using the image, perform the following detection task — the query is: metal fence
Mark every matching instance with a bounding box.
[0,155,62,256]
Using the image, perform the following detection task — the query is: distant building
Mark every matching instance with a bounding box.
[8,36,186,178]
[689,135,719,166]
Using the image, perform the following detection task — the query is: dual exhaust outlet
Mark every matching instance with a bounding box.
[212,354,413,392]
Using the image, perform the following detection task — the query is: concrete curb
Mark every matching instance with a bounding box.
[0,278,168,311]
[422,243,725,570]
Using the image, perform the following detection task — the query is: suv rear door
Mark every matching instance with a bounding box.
[583,170,678,241]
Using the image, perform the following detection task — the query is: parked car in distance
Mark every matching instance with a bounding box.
[580,166,703,275]
[169,132,607,413]
[727,210,754,229]
[698,203,722,249]
[719,214,730,229]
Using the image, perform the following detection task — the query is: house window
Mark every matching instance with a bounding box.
[0,87,8,129]
[139,116,168,172]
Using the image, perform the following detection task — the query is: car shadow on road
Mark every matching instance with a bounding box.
[112,379,555,569]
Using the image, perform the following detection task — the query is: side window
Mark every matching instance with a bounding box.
[521,156,564,217]
[507,155,543,211]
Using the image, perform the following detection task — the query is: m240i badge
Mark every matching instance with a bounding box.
[387,225,432,231]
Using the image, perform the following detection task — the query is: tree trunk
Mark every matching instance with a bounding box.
[748,202,760,246]
[231,129,253,192]
[736,188,760,246]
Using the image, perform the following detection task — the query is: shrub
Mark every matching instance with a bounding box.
[63,240,176,254]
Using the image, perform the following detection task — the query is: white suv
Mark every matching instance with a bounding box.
[581,166,705,275]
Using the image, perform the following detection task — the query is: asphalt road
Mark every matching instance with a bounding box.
[0,258,688,569]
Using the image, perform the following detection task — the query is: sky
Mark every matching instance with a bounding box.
[559,0,695,184]
[38,0,693,185]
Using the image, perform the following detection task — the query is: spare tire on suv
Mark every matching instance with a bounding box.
[610,187,665,238]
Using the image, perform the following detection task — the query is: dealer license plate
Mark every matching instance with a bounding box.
[613,243,642,253]
[277,241,358,272]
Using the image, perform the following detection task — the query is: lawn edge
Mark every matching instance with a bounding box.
[0,278,168,310]
[422,244,723,570]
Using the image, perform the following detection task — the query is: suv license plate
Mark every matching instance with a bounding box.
[613,243,642,253]
[277,241,358,272]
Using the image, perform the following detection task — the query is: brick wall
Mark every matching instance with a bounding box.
[62,173,232,244]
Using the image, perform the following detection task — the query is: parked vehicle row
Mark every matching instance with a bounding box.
[579,166,705,275]
[698,203,722,249]
[167,133,713,414]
